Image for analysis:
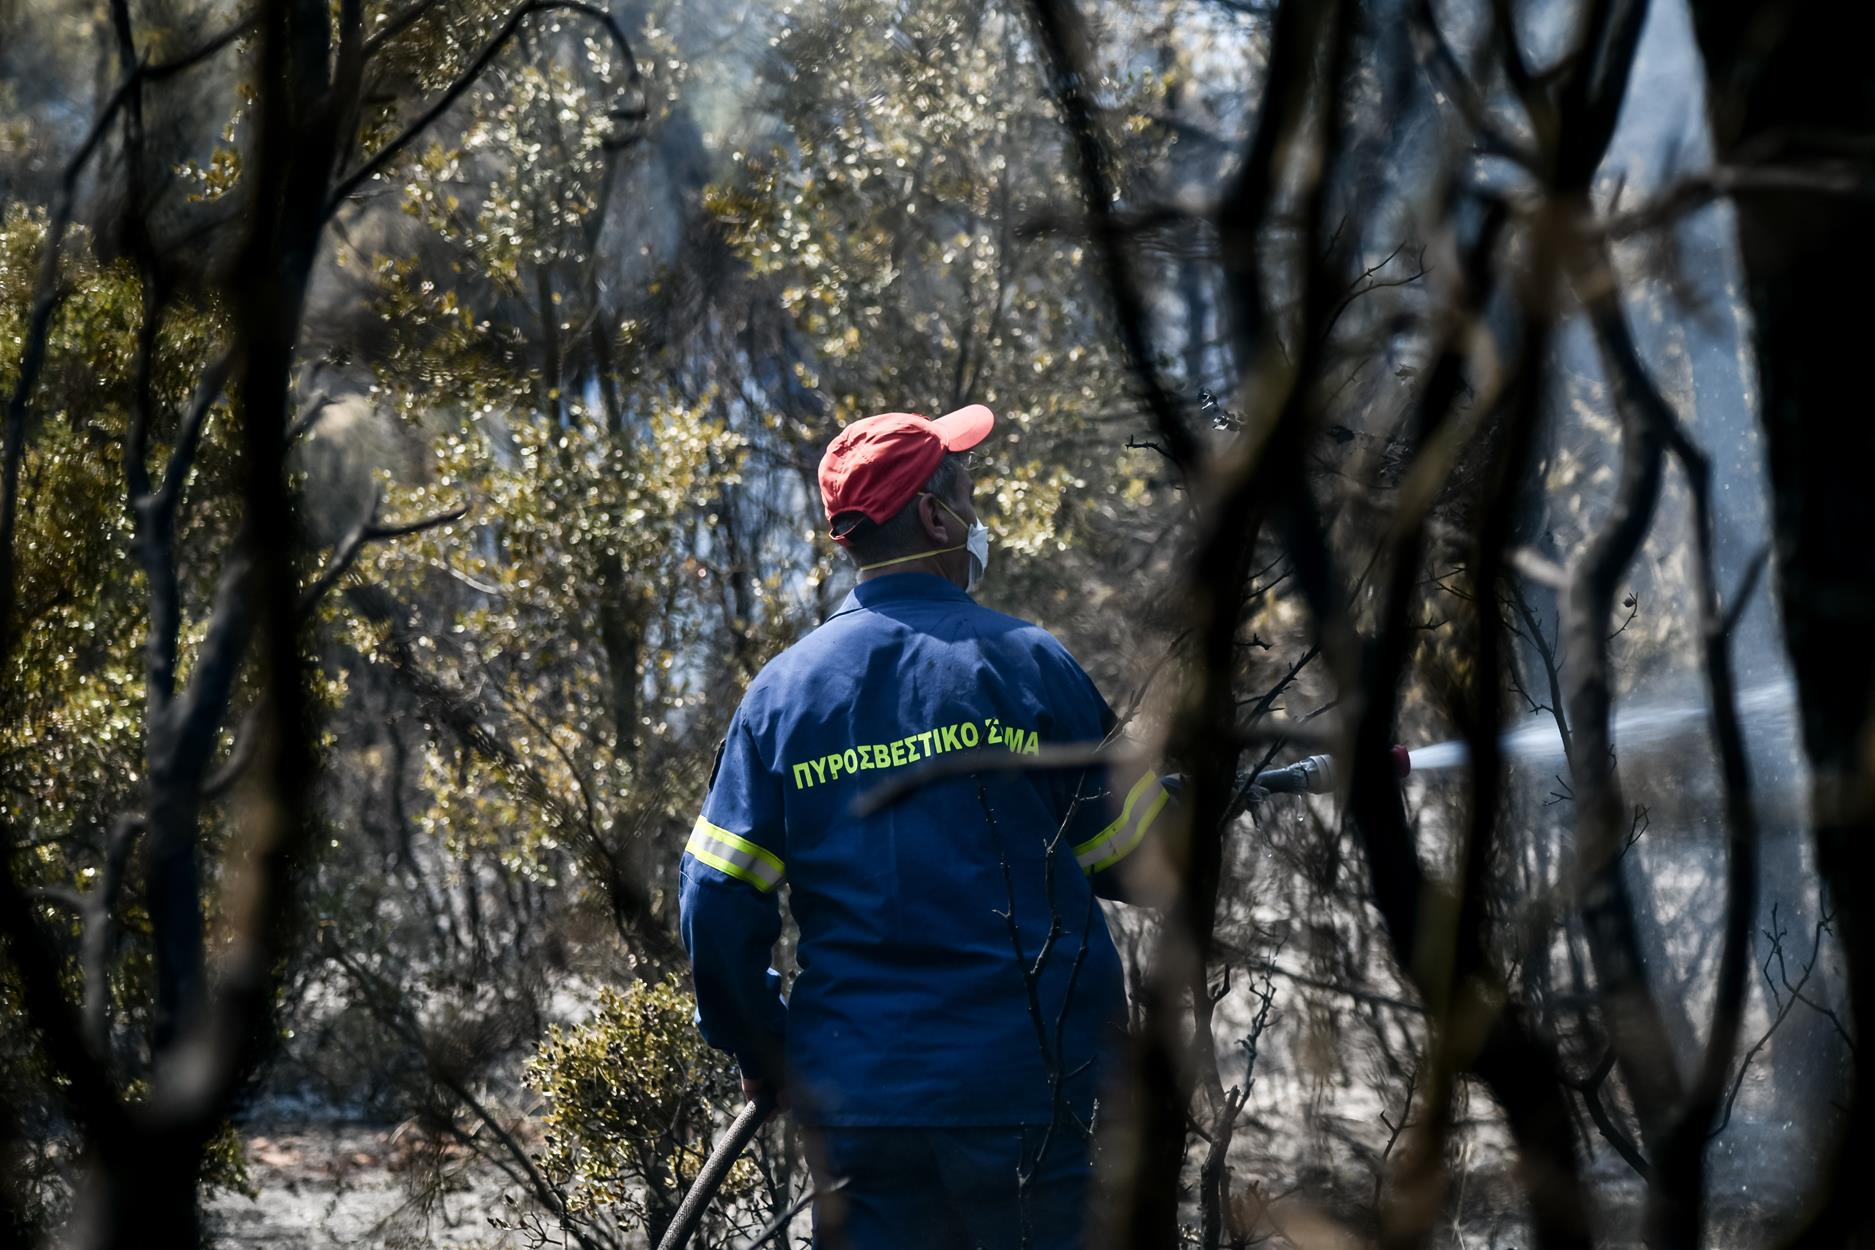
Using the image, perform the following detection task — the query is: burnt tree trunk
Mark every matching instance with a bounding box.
[1688,5,1875,1242]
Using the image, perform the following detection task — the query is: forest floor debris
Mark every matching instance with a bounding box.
[207,1123,503,1249]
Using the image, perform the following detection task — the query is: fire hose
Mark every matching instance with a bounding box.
[656,747,1414,1244]
[655,1093,777,1250]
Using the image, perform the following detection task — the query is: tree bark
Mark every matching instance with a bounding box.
[1687,4,1875,1242]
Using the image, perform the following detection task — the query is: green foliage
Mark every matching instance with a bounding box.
[201,1119,258,1201]
[339,8,806,939]
[361,390,749,876]
[526,978,752,1229]
[0,205,238,837]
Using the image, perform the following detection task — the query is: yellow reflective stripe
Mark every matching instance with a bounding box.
[1073,771,1157,855]
[686,817,785,892]
[689,845,774,890]
[1074,771,1162,872]
[693,818,785,876]
[1090,786,1166,872]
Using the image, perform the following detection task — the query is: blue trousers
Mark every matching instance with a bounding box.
[808,1125,1091,1250]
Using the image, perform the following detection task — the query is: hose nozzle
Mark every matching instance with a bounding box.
[1253,753,1337,794]
[1252,746,1411,795]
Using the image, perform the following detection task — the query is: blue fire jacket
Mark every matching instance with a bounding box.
[678,573,1168,1127]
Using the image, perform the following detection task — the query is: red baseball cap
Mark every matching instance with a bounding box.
[820,404,995,542]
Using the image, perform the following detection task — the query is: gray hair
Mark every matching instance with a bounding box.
[836,454,969,567]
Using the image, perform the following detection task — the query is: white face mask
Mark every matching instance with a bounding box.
[854,495,990,592]
[938,497,990,593]
[961,516,990,593]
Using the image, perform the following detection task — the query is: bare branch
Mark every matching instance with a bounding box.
[1486,0,1538,112]
[0,858,128,1139]
[152,357,235,531]
[285,391,335,445]
[1507,579,1573,768]
[170,543,258,772]
[1559,282,1682,1151]
[365,504,472,542]
[200,706,262,800]
[1024,0,1198,472]
[1511,548,1568,589]
[1603,163,1875,240]
[1407,0,1538,169]
[853,742,1143,818]
[298,494,470,617]
[362,0,448,56]
[1375,1063,1420,1211]
[733,1187,821,1250]
[1565,1049,1651,1179]
[78,815,147,1058]
[1584,257,1764,1244]
[1710,909,1836,1141]
[1317,243,1430,349]
[324,939,597,1243]
[28,886,87,913]
[144,15,257,80]
[1721,544,1771,638]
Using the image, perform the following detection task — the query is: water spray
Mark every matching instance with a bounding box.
[1399,680,1799,776]
[1250,680,1802,794]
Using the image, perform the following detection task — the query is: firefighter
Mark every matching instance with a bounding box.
[679,405,1172,1250]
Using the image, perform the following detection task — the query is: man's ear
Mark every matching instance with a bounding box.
[916,493,951,544]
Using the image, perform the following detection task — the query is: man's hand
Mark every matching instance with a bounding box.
[1236,781,1271,823]
[741,1074,784,1108]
